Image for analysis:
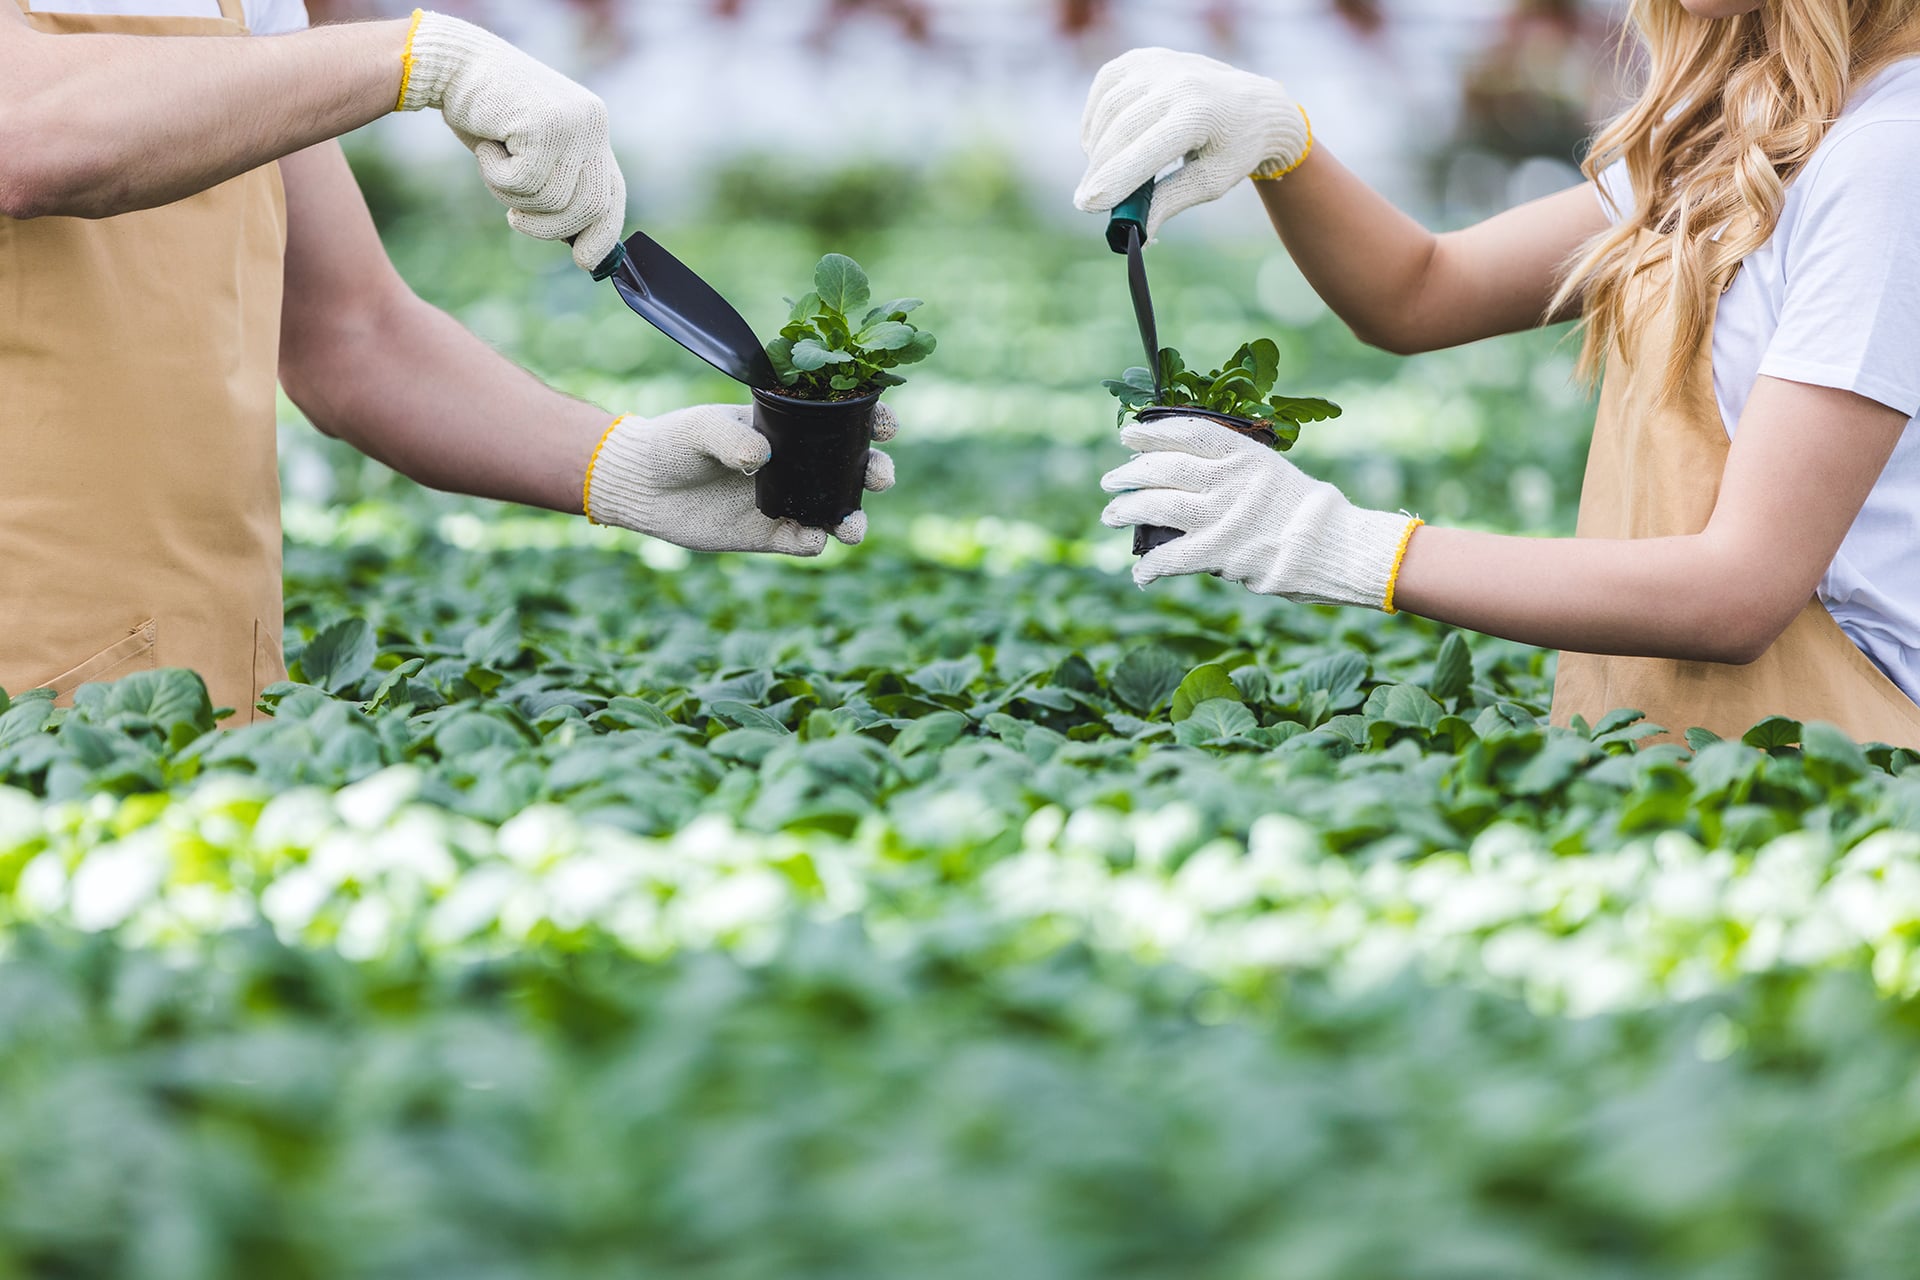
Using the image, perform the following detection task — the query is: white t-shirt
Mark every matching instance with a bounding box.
[1597,60,1920,708]
[26,0,308,35]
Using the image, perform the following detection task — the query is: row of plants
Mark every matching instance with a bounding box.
[6,920,1920,1278]
[4,750,1920,1016]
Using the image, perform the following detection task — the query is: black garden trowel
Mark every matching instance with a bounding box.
[588,234,781,391]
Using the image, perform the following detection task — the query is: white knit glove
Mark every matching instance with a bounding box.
[585,404,897,556]
[1100,418,1420,610]
[397,11,626,274]
[1075,48,1311,240]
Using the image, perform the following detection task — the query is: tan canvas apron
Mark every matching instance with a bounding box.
[1552,230,1920,748]
[0,0,288,726]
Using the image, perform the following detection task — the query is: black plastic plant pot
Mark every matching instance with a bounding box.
[750,386,881,530]
[1131,406,1280,556]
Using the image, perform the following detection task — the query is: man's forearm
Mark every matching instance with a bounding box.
[283,286,608,516]
[0,18,408,219]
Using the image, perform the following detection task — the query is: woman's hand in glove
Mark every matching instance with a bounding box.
[397,10,626,273]
[1100,416,1421,611]
[1075,48,1312,240]
[585,404,896,556]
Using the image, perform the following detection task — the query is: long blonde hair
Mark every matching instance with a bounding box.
[1554,0,1920,399]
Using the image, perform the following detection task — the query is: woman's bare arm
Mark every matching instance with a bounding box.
[1257,147,1609,355]
[1392,377,1907,663]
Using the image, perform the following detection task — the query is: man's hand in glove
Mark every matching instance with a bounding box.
[584,404,897,556]
[397,9,626,273]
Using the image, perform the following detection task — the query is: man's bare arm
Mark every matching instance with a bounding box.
[276,141,608,514]
[0,8,406,219]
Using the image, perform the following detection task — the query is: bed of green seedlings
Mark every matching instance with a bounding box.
[1,155,1917,1276]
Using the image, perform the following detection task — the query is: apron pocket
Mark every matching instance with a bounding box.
[43,619,159,700]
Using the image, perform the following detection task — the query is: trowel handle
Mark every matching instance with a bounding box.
[566,234,628,282]
[588,239,629,282]
[1106,179,1154,255]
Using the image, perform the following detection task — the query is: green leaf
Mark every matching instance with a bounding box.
[767,337,798,384]
[1246,338,1281,394]
[1802,721,1869,778]
[299,618,377,694]
[1174,698,1258,745]
[814,254,871,314]
[790,338,854,372]
[897,331,938,365]
[1111,648,1187,714]
[1266,396,1342,425]
[1155,348,1185,387]
[462,611,521,668]
[1684,727,1723,752]
[710,701,789,734]
[787,291,823,322]
[1742,715,1804,750]
[1363,684,1442,732]
[1297,651,1369,705]
[69,668,214,736]
[911,657,982,698]
[862,298,923,326]
[1429,632,1473,703]
[856,321,917,352]
[1170,664,1240,723]
[0,694,54,747]
[894,711,968,757]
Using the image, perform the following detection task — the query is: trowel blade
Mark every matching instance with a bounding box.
[1125,225,1162,402]
[610,230,781,391]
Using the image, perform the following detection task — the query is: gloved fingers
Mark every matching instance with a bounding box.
[508,161,625,271]
[568,192,626,275]
[678,405,772,475]
[870,402,900,443]
[1079,61,1156,151]
[1083,49,1158,125]
[473,136,577,213]
[1118,416,1259,460]
[1144,158,1244,239]
[863,449,896,493]
[830,511,868,547]
[568,159,629,273]
[1100,451,1217,496]
[769,520,831,558]
[1133,538,1212,589]
[1074,119,1205,215]
[1101,488,1210,533]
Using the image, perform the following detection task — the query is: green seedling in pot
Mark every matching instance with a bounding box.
[767,254,938,400]
[753,255,935,531]
[1104,338,1341,448]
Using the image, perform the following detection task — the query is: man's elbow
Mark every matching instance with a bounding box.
[0,125,113,220]
[0,128,56,220]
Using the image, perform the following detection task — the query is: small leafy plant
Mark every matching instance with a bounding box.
[1104,339,1341,448]
[768,254,937,399]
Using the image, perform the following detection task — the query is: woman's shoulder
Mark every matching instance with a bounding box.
[1839,58,1920,131]
[1800,66,1920,195]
